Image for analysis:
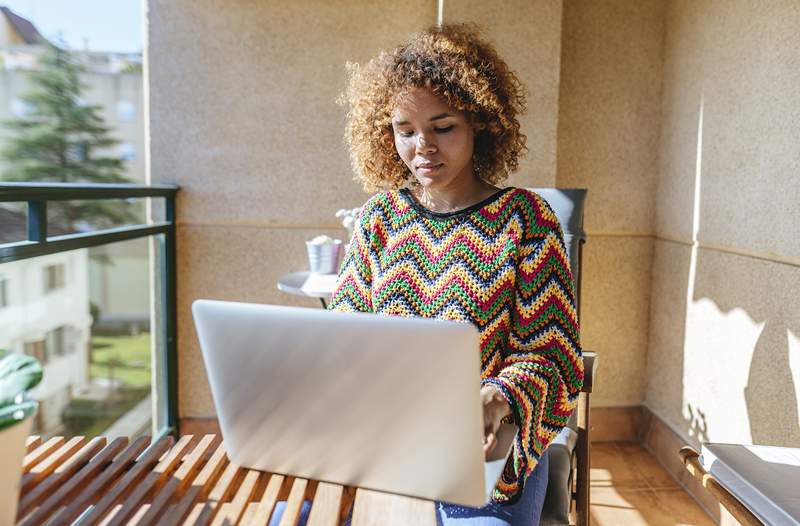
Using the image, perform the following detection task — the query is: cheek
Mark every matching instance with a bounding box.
[394,136,415,164]
[442,131,474,162]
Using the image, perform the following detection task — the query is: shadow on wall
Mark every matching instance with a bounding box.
[691,251,800,446]
[745,320,800,445]
[648,90,800,448]
[651,237,800,448]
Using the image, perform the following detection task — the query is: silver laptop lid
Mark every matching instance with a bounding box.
[192,299,492,507]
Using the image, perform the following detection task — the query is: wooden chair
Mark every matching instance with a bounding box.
[530,189,596,526]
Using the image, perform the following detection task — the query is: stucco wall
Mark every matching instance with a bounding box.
[443,0,563,187]
[556,0,665,406]
[148,0,565,418]
[645,0,800,446]
[149,0,799,437]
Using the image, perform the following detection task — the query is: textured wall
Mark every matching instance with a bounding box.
[443,0,563,187]
[556,0,665,406]
[645,0,800,447]
[148,0,436,417]
[148,0,566,418]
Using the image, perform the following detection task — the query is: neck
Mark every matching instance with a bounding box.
[414,176,498,213]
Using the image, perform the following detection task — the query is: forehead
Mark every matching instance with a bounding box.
[391,88,460,121]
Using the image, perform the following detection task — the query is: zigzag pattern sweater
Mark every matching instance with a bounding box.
[328,186,583,503]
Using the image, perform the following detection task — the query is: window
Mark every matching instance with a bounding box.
[117,100,136,121]
[24,340,47,365]
[46,326,67,359]
[43,264,66,293]
[118,142,136,161]
[0,277,8,308]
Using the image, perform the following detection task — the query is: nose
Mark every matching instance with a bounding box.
[416,132,437,154]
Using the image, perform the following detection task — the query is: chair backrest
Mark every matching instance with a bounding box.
[529,188,587,318]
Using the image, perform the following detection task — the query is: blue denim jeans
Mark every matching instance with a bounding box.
[268,450,549,526]
[436,450,550,526]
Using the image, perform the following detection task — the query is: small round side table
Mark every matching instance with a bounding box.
[276,271,337,308]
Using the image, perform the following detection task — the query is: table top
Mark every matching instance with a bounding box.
[16,434,436,526]
[277,271,338,300]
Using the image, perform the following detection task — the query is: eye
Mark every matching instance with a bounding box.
[396,130,414,138]
[434,125,454,133]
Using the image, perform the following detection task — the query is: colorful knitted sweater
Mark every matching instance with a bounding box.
[328,186,583,503]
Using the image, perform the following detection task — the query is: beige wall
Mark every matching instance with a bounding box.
[444,0,563,187]
[556,0,665,406]
[645,0,800,447]
[149,0,434,417]
[148,0,565,418]
[150,0,800,445]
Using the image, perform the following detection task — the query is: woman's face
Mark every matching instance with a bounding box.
[391,88,475,190]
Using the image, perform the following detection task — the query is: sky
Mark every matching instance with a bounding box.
[1,0,141,53]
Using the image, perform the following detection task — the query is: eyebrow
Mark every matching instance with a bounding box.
[392,112,454,126]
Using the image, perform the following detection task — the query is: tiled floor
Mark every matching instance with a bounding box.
[590,442,715,526]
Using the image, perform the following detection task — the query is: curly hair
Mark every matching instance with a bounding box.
[341,23,527,192]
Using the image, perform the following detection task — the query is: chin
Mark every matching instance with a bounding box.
[413,172,451,188]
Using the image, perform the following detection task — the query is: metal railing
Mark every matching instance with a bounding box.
[0,182,180,437]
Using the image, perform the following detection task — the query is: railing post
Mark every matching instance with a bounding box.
[27,200,47,242]
[164,194,179,435]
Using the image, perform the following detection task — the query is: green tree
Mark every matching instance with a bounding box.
[1,42,137,229]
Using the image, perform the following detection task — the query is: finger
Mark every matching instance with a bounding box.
[483,432,497,456]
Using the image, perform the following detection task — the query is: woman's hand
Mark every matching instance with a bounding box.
[481,384,513,459]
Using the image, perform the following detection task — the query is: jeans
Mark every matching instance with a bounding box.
[436,450,550,526]
[268,451,549,526]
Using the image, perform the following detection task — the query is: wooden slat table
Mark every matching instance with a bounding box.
[16,434,436,526]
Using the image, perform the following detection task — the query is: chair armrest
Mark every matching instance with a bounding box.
[581,351,597,393]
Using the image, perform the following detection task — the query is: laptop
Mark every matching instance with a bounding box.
[192,299,516,507]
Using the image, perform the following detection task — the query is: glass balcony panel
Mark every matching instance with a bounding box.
[0,202,29,244]
[46,198,148,236]
[0,236,161,439]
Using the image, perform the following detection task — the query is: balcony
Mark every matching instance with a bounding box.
[1,1,798,525]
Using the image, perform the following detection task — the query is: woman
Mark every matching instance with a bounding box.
[328,24,583,525]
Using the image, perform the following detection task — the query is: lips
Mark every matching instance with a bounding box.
[416,162,443,173]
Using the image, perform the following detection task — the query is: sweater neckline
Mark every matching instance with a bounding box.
[399,186,514,220]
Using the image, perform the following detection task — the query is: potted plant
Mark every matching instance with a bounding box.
[0,350,43,525]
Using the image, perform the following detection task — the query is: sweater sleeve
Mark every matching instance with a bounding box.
[482,198,584,502]
[328,204,374,313]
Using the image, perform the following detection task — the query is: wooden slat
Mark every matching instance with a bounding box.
[184,459,243,526]
[26,436,41,453]
[21,436,86,493]
[98,504,123,524]
[242,473,284,526]
[17,437,106,519]
[102,435,195,525]
[136,434,217,525]
[211,470,259,526]
[15,434,441,526]
[18,437,129,526]
[22,437,64,472]
[351,488,436,526]
[160,442,228,526]
[238,502,261,525]
[306,482,344,526]
[278,477,308,526]
[46,436,150,526]
[77,436,174,526]
[127,504,151,525]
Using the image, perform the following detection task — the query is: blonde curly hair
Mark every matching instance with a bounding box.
[341,23,528,193]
